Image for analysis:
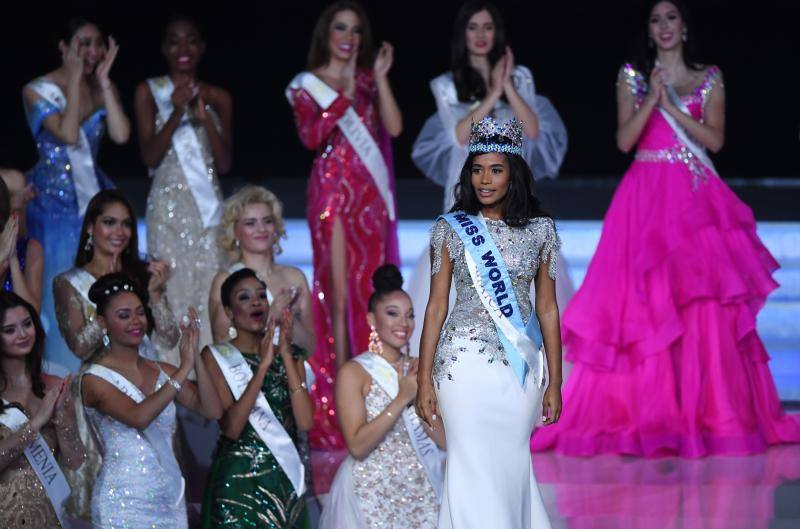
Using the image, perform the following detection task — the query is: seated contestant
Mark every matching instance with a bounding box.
[202,268,313,528]
[0,179,43,311]
[81,273,222,529]
[320,264,445,529]
[53,189,179,520]
[0,292,85,529]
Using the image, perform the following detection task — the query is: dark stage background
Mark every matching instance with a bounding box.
[1,0,798,184]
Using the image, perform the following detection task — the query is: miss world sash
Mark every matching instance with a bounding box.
[441,212,545,387]
[353,352,445,500]
[29,79,100,216]
[0,400,71,528]
[286,72,396,221]
[147,76,221,228]
[83,364,185,506]
[208,343,306,496]
[660,85,719,178]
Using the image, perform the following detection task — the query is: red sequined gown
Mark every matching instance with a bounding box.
[289,69,400,450]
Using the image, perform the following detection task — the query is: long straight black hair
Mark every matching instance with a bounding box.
[450,137,549,228]
[632,0,705,74]
[451,1,507,103]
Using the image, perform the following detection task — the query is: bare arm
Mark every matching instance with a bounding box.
[198,87,233,173]
[101,83,130,144]
[134,81,184,169]
[503,54,539,139]
[660,72,725,153]
[455,91,501,146]
[23,78,81,145]
[160,361,222,421]
[616,78,659,153]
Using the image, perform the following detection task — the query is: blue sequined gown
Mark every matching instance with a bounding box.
[23,78,113,374]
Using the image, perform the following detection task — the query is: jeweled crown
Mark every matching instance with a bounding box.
[469,116,524,156]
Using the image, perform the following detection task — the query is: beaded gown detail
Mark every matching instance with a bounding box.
[432,217,557,529]
[531,65,799,457]
[85,369,187,529]
[288,69,400,450]
[320,352,439,529]
[202,346,307,528]
[23,78,114,375]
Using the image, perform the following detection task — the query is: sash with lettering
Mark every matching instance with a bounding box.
[660,84,719,178]
[0,400,71,528]
[208,343,305,496]
[64,268,157,360]
[353,352,445,500]
[285,72,396,221]
[147,76,221,228]
[29,78,100,216]
[82,364,185,505]
[440,212,545,387]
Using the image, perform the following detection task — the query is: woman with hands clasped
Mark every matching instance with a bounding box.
[202,268,313,528]
[0,292,85,529]
[81,273,221,529]
[320,265,444,529]
[23,18,130,374]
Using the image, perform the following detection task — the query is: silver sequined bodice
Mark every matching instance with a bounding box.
[431,217,559,384]
[352,378,438,528]
[86,372,187,529]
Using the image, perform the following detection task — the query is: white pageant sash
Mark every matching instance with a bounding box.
[208,343,306,495]
[353,352,445,500]
[660,85,719,177]
[286,72,396,221]
[30,79,100,216]
[147,76,221,228]
[83,364,185,505]
[1,400,71,528]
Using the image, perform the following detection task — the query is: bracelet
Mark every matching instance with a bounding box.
[291,382,307,394]
[166,376,182,392]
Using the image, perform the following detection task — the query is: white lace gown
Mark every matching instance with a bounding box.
[85,369,187,529]
[430,217,555,529]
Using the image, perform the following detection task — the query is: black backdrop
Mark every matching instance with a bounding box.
[1,0,798,182]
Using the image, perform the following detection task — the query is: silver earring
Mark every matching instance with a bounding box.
[84,233,93,252]
[101,328,110,348]
[228,326,238,340]
[682,28,688,42]
[235,239,240,248]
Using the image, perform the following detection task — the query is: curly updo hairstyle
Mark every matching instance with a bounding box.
[367,264,406,312]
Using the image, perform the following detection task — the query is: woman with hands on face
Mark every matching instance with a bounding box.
[0,178,43,313]
[201,268,313,528]
[320,264,443,529]
[135,15,232,350]
[0,292,86,529]
[22,18,130,378]
[81,273,221,529]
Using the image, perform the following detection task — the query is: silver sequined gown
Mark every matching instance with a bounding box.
[146,107,224,353]
[431,217,556,529]
[86,370,187,529]
[320,354,439,529]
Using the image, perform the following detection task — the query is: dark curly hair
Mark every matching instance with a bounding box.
[367,264,406,312]
[220,268,267,309]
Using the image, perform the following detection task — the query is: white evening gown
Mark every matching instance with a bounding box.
[430,217,555,529]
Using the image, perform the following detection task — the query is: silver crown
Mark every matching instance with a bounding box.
[104,283,134,296]
[469,116,524,155]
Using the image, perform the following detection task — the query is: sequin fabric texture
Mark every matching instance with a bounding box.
[146,106,224,351]
[430,217,559,385]
[85,371,188,529]
[202,348,306,528]
[351,373,438,528]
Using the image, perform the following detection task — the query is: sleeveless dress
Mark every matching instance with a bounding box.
[431,217,558,529]
[532,65,799,457]
[85,368,188,529]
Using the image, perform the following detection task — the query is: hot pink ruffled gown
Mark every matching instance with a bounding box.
[532,64,799,458]
[289,69,400,450]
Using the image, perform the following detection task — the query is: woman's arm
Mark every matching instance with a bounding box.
[197,86,233,173]
[616,68,660,153]
[49,378,87,470]
[503,54,539,139]
[660,71,725,153]
[287,267,316,354]
[134,81,184,169]
[535,228,563,425]
[53,275,102,360]
[373,43,402,137]
[21,239,43,311]
[101,84,131,144]
[290,89,351,151]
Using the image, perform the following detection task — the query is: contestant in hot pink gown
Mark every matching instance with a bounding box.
[286,2,401,451]
[533,0,800,458]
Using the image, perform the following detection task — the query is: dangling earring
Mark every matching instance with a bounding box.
[368,325,383,356]
[235,239,240,248]
[228,326,238,340]
[681,28,688,42]
[101,328,110,348]
[84,232,94,252]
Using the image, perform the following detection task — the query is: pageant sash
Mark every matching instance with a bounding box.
[0,400,71,528]
[441,212,545,387]
[83,364,185,505]
[286,72,396,221]
[353,352,445,500]
[660,85,719,177]
[147,76,221,228]
[208,343,306,495]
[29,79,99,216]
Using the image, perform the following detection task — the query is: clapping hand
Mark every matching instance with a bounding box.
[178,306,201,371]
[373,42,394,79]
[259,320,277,369]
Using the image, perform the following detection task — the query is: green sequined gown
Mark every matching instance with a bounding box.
[202,346,309,528]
